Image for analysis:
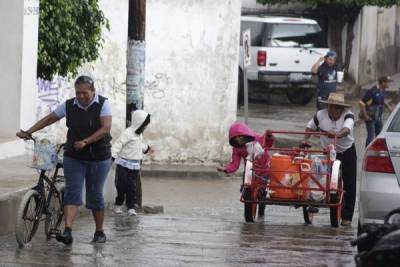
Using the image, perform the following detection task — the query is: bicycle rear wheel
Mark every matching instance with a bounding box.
[44,186,64,240]
[16,190,42,247]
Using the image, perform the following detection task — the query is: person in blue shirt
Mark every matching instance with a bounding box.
[311,51,339,110]
[359,76,393,146]
[16,75,112,245]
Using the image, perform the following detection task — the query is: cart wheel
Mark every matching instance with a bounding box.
[330,161,343,228]
[258,204,266,217]
[302,206,313,225]
[329,193,341,227]
[258,188,266,218]
[243,188,257,222]
[330,177,343,228]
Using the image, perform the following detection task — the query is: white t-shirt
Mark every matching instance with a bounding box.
[306,109,355,153]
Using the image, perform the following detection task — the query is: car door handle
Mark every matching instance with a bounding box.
[294,60,300,64]
[269,63,277,66]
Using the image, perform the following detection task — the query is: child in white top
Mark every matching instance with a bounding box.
[111,110,151,215]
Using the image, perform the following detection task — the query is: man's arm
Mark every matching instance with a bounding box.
[74,116,112,150]
[359,101,372,121]
[303,127,314,143]
[303,114,319,144]
[311,57,324,74]
[336,127,350,138]
[16,112,60,138]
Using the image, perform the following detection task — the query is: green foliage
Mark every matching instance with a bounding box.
[37,0,109,80]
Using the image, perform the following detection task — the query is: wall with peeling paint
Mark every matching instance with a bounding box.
[0,0,39,137]
[144,0,241,164]
[356,6,398,85]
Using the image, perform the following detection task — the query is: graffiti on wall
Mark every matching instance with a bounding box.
[144,73,170,99]
[36,77,71,117]
[24,0,39,16]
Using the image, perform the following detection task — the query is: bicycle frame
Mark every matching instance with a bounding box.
[29,162,64,220]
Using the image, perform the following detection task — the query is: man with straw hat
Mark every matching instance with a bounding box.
[302,93,357,227]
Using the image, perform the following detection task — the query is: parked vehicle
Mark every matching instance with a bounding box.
[351,208,400,266]
[239,15,329,104]
[358,103,400,246]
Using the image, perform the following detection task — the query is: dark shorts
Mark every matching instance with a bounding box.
[63,156,111,211]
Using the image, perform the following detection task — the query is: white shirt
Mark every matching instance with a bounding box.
[306,109,354,153]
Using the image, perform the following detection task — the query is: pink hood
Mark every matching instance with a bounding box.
[228,122,255,146]
[223,122,274,174]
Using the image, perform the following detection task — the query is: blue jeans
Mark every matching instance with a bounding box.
[365,118,383,147]
[63,156,111,211]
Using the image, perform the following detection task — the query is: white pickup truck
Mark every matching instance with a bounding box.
[239,15,329,104]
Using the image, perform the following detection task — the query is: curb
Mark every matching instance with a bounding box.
[0,187,31,236]
[141,165,221,179]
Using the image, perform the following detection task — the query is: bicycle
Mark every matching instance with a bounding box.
[15,134,65,247]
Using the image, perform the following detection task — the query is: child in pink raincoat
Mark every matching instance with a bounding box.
[217,122,274,176]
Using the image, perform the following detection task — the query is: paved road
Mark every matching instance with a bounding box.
[0,177,356,267]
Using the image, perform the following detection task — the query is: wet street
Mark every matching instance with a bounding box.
[0,177,356,267]
[0,96,365,266]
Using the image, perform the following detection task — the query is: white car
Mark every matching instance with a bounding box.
[358,103,400,234]
[239,15,329,104]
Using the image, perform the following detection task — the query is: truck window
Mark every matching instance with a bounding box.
[269,23,327,48]
[240,21,266,46]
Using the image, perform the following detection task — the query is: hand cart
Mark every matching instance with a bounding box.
[240,131,344,227]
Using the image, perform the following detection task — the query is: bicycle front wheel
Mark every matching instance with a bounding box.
[44,185,64,240]
[16,190,42,247]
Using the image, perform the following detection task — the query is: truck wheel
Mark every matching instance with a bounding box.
[286,87,314,105]
[237,69,244,105]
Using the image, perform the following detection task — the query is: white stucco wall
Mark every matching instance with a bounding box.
[352,6,398,85]
[20,0,40,130]
[348,14,362,83]
[144,0,241,164]
[0,0,24,136]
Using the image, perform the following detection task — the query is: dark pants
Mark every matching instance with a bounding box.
[336,144,357,221]
[114,165,139,209]
[365,118,383,147]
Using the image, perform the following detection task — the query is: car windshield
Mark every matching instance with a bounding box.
[388,108,400,132]
[269,23,326,48]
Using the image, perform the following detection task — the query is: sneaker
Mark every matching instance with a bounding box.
[56,227,73,245]
[92,230,106,243]
[113,205,123,214]
[341,220,352,227]
[127,208,137,216]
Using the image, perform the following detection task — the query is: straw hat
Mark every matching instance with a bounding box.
[319,92,351,108]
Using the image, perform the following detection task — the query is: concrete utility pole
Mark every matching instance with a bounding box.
[126,0,146,209]
[126,0,146,127]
